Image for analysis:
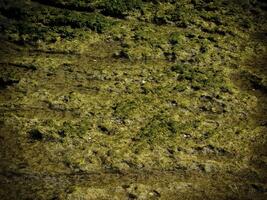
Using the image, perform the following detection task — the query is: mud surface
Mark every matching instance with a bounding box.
[0,0,267,199]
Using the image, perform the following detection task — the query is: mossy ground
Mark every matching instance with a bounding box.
[0,0,267,199]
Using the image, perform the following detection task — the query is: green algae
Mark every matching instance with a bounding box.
[102,0,143,18]
[0,0,114,44]
[0,0,267,199]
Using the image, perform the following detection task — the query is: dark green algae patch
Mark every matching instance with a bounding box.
[0,0,267,199]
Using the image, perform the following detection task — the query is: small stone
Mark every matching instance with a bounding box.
[183,133,191,138]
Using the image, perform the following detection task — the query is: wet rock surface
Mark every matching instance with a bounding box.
[0,0,267,199]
